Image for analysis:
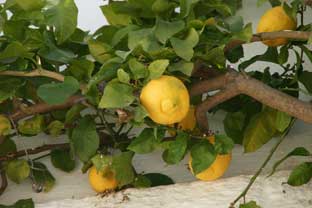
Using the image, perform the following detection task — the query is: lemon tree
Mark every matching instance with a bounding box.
[0,0,311,207]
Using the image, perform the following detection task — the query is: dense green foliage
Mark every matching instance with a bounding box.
[0,0,311,207]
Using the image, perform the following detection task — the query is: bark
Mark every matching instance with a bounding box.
[193,70,312,131]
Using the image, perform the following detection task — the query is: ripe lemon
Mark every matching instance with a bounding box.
[88,166,118,193]
[140,75,190,125]
[0,115,11,136]
[189,136,232,181]
[168,106,196,136]
[257,6,297,47]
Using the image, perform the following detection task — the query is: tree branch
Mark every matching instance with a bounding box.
[10,95,85,121]
[0,69,65,82]
[196,83,240,131]
[193,70,312,131]
[225,31,312,52]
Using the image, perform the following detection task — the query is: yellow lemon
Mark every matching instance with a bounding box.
[189,136,232,181]
[257,6,297,47]
[140,75,190,125]
[88,166,118,193]
[0,115,11,136]
[168,106,196,136]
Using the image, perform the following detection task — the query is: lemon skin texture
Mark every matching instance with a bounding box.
[257,6,297,47]
[140,75,190,125]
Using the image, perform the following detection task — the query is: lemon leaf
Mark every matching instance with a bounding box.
[287,162,312,186]
[214,134,234,155]
[168,61,194,76]
[148,59,169,79]
[162,131,188,164]
[128,58,148,80]
[239,201,262,208]
[128,128,160,154]
[111,151,135,187]
[71,116,99,162]
[32,162,55,192]
[99,80,135,108]
[6,159,30,184]
[191,140,217,175]
[117,68,130,84]
[154,18,185,44]
[51,149,75,172]
[0,199,34,208]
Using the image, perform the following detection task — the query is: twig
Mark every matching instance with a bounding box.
[225,31,311,52]
[229,120,295,207]
[0,69,65,82]
[10,95,85,121]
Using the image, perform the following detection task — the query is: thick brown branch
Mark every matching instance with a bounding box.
[0,162,8,196]
[196,83,240,131]
[225,31,312,52]
[193,70,312,131]
[0,69,65,82]
[11,95,85,121]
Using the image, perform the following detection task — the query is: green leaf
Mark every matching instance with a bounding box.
[152,0,175,14]
[269,147,310,177]
[298,71,312,93]
[0,77,23,103]
[117,68,130,84]
[308,34,312,44]
[278,45,289,65]
[231,23,253,42]
[300,45,312,63]
[239,200,262,208]
[275,111,291,133]
[115,50,132,60]
[225,45,244,63]
[99,80,135,108]
[0,138,16,157]
[243,108,277,153]
[162,131,188,164]
[88,39,113,64]
[100,4,131,26]
[88,57,123,86]
[91,154,112,172]
[223,111,246,144]
[133,105,149,122]
[287,162,312,186]
[15,0,45,11]
[128,128,161,154]
[170,28,199,61]
[201,45,226,68]
[6,159,30,184]
[154,18,185,44]
[65,104,86,125]
[133,175,152,188]
[128,58,148,80]
[111,151,135,187]
[51,149,75,172]
[214,134,234,155]
[180,0,199,18]
[191,140,217,175]
[37,76,79,105]
[3,20,28,42]
[18,115,44,136]
[47,120,64,137]
[45,0,78,44]
[0,41,32,64]
[112,25,139,47]
[143,173,174,186]
[71,116,100,162]
[239,47,278,70]
[32,162,55,192]
[226,16,243,32]
[0,199,34,208]
[67,59,94,81]
[128,28,162,53]
[148,59,169,79]
[168,60,194,76]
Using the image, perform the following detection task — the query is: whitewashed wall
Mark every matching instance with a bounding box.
[0,0,312,207]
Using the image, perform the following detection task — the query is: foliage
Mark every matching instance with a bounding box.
[0,0,311,207]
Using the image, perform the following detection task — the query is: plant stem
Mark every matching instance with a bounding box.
[0,162,8,196]
[230,119,295,207]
